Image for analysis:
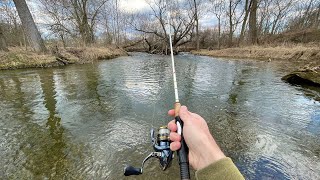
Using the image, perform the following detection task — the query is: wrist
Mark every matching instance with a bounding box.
[198,136,226,170]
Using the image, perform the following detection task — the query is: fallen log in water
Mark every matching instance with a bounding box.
[282,66,320,86]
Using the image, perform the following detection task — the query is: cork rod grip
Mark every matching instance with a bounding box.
[174,102,181,117]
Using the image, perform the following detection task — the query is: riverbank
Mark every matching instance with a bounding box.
[0,46,127,70]
[191,45,320,63]
[192,45,320,86]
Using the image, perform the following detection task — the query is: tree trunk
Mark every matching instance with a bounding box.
[314,3,320,28]
[0,26,9,51]
[249,0,258,44]
[218,18,221,50]
[194,0,200,50]
[23,31,28,50]
[71,0,97,46]
[13,0,47,53]
[116,0,120,45]
[60,34,66,48]
[228,0,233,47]
[239,0,251,45]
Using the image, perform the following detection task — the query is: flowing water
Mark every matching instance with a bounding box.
[0,52,319,180]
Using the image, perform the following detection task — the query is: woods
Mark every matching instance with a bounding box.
[0,0,319,52]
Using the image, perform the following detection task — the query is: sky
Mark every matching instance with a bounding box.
[17,0,217,37]
[117,0,216,27]
[119,0,150,12]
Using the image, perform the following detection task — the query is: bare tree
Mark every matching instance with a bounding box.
[227,0,243,47]
[288,0,320,30]
[99,1,117,45]
[13,0,47,53]
[70,0,107,45]
[39,0,107,46]
[194,0,200,50]
[257,0,271,36]
[249,0,258,44]
[315,2,320,28]
[115,0,120,44]
[210,0,226,49]
[132,0,196,53]
[39,0,72,47]
[238,0,252,45]
[99,0,132,45]
[199,0,320,47]
[270,0,293,35]
[0,0,24,47]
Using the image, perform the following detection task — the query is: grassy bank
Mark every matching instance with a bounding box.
[191,45,320,62]
[0,46,127,70]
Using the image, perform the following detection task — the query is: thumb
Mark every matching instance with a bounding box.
[179,106,192,124]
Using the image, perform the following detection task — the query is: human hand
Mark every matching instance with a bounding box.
[168,106,226,170]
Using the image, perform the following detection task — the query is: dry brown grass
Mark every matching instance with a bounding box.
[65,46,127,63]
[0,47,57,70]
[0,46,127,70]
[192,45,320,62]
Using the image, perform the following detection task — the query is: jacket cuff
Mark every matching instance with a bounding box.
[195,157,244,180]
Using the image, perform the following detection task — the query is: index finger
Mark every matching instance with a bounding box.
[168,109,175,117]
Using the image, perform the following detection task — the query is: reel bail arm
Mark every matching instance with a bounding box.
[124,127,173,176]
[124,152,162,176]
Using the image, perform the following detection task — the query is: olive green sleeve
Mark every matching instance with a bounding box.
[195,157,245,180]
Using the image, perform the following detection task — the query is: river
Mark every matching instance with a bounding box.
[0,52,319,179]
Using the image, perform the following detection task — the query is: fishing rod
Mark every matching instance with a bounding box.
[167,10,191,179]
[124,4,190,180]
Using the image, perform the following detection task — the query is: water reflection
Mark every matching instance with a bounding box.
[0,70,88,179]
[0,53,319,179]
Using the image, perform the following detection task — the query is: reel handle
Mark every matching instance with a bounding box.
[124,165,142,176]
[175,116,190,180]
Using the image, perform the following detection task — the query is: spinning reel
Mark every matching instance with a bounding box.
[124,126,173,176]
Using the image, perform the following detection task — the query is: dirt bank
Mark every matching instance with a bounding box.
[0,46,127,70]
[192,45,320,86]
